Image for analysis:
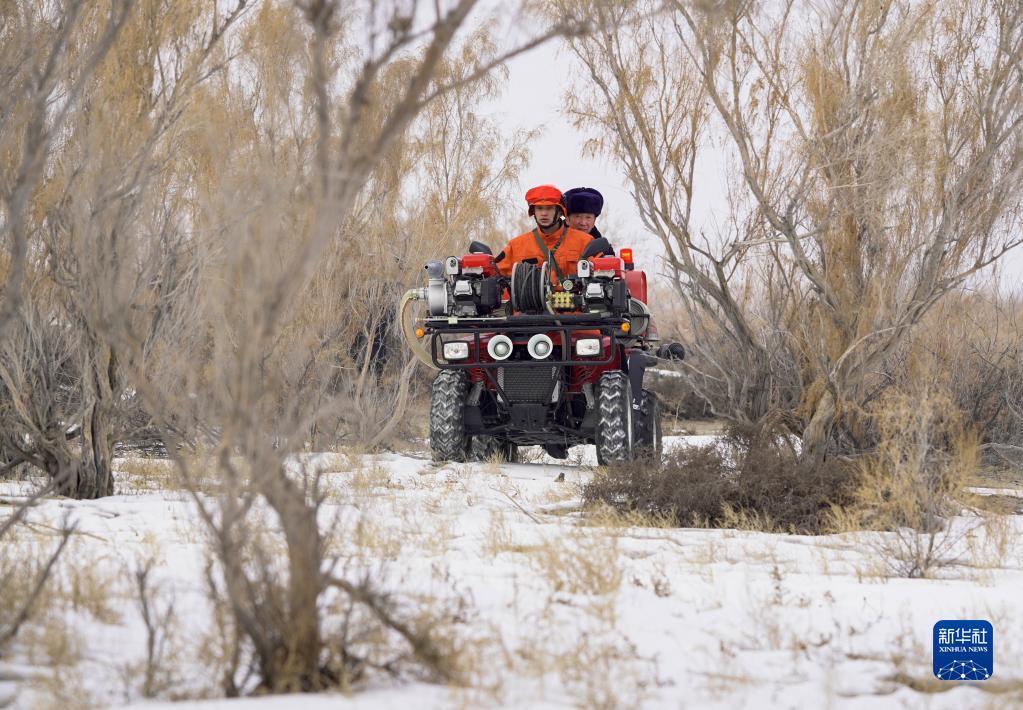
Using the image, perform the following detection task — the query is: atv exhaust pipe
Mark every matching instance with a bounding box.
[487,334,514,361]
[527,333,553,360]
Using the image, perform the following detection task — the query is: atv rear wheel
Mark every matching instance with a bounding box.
[596,371,634,465]
[634,389,662,459]
[430,370,469,462]
[469,435,518,462]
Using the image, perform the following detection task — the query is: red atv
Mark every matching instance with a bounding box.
[411,238,683,464]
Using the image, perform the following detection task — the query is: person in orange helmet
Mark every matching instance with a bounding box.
[495,185,597,281]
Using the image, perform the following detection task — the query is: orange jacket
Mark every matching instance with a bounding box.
[496,224,595,278]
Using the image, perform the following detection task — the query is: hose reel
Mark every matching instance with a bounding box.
[510,262,547,314]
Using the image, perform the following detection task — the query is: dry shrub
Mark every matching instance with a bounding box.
[836,390,984,578]
[129,557,180,699]
[320,575,483,694]
[190,489,470,696]
[584,419,859,534]
[1,461,34,481]
[911,289,1023,475]
[0,519,73,656]
[584,443,730,525]
[647,369,713,422]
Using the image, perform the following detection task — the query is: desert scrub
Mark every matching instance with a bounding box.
[584,420,859,534]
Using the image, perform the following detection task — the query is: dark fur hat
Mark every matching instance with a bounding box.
[562,187,603,216]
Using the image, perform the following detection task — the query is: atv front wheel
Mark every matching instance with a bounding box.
[469,435,518,462]
[634,389,662,459]
[596,371,634,465]
[430,370,469,462]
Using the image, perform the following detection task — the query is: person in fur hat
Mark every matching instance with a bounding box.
[562,187,615,255]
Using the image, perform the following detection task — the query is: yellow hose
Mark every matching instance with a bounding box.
[398,289,437,371]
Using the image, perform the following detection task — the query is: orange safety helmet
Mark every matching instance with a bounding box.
[525,184,563,216]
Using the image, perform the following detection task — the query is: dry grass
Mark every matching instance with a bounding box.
[0,536,51,644]
[0,522,192,706]
[323,452,407,503]
[828,391,990,578]
[24,662,92,710]
[54,545,124,624]
[0,521,73,658]
[114,457,182,495]
[960,512,1023,583]
[512,527,655,709]
[13,603,90,709]
[341,513,404,562]
[482,510,516,557]
[529,528,623,600]
[579,502,677,531]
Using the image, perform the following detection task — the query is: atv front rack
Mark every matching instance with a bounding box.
[425,313,628,369]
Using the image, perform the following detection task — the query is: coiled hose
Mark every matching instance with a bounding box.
[398,289,437,370]
[511,262,547,314]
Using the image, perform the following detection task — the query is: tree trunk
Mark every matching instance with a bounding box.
[46,399,115,499]
[77,401,115,498]
[265,477,325,691]
[47,420,114,499]
[69,340,117,499]
[800,388,836,470]
[46,448,77,498]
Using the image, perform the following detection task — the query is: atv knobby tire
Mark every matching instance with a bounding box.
[634,389,662,459]
[469,435,518,462]
[430,370,469,462]
[596,371,634,465]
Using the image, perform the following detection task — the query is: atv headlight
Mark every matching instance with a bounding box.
[443,342,469,360]
[576,338,601,356]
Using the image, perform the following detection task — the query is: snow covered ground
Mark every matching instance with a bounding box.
[1,437,1021,709]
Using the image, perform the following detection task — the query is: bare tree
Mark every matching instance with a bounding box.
[99,0,582,693]
[0,0,131,337]
[1,0,248,497]
[567,0,1023,465]
[2,0,575,691]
